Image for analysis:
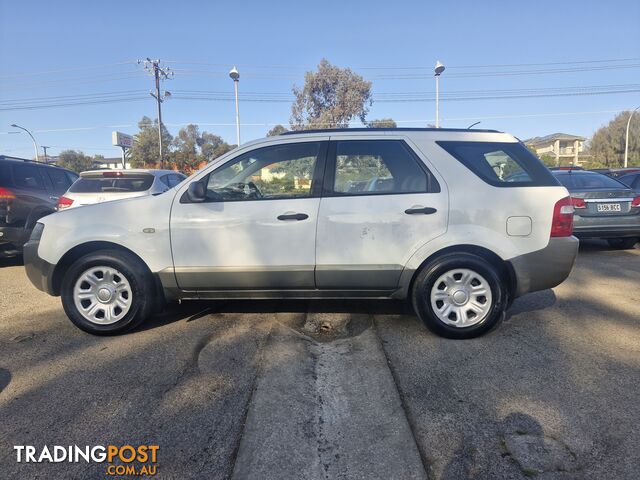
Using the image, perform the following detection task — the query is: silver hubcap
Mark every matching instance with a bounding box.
[73,266,132,325]
[430,268,492,327]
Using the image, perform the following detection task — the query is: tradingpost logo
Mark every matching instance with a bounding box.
[14,444,159,476]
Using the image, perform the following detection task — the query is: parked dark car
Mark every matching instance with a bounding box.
[607,167,640,178]
[618,172,640,192]
[552,170,640,249]
[0,157,78,257]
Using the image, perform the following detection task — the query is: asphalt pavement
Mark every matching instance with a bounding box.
[0,240,638,479]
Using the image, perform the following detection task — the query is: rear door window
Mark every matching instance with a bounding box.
[46,168,73,194]
[68,175,155,193]
[329,140,439,195]
[437,141,559,187]
[13,164,45,190]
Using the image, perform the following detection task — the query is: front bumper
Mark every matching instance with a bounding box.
[23,239,56,295]
[509,236,579,297]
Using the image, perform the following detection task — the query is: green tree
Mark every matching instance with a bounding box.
[171,124,202,172]
[200,132,234,163]
[267,124,288,136]
[57,150,95,172]
[170,125,234,172]
[129,116,173,168]
[367,118,397,129]
[589,111,640,167]
[290,59,372,130]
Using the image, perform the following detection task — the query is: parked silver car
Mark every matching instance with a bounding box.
[552,170,640,249]
[57,169,186,210]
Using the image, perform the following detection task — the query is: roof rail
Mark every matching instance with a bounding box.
[280,127,501,135]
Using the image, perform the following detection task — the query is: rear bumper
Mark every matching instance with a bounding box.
[23,239,56,295]
[573,227,640,239]
[509,236,579,297]
[573,215,640,238]
[0,225,29,251]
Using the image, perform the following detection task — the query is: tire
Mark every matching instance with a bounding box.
[61,249,155,335]
[606,237,638,250]
[411,253,507,339]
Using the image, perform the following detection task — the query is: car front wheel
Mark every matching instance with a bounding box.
[411,253,507,339]
[61,250,155,335]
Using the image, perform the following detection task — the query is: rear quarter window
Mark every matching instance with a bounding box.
[0,163,12,187]
[437,141,559,187]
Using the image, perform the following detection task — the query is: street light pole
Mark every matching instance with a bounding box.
[434,61,445,128]
[229,66,241,145]
[10,124,40,162]
[624,105,640,168]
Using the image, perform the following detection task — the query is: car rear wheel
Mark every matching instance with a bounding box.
[411,253,507,339]
[606,238,638,250]
[61,250,155,335]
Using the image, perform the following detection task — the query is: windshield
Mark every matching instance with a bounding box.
[69,174,154,193]
[554,173,628,190]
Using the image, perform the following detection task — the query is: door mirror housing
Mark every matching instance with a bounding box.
[186,181,207,202]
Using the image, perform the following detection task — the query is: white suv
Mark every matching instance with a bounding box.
[24,128,578,339]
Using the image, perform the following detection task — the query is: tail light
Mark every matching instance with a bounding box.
[57,196,74,210]
[0,187,15,200]
[551,196,574,237]
[570,197,586,209]
[632,196,640,207]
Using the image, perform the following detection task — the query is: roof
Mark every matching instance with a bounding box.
[281,127,501,135]
[525,133,586,145]
[0,155,75,173]
[0,155,33,162]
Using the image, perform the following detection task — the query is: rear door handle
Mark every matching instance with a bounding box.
[405,207,437,215]
[277,213,309,221]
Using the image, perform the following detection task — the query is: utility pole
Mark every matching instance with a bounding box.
[42,146,50,164]
[139,58,173,169]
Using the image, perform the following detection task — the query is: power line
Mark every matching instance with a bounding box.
[0,61,137,79]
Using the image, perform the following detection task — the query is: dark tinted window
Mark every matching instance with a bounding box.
[65,172,79,185]
[554,172,629,190]
[205,142,321,201]
[619,174,640,189]
[46,168,72,193]
[160,175,171,187]
[68,174,155,193]
[438,141,558,187]
[13,164,45,189]
[170,174,186,187]
[0,163,12,187]
[331,140,436,195]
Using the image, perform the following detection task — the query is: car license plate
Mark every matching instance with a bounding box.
[597,203,621,212]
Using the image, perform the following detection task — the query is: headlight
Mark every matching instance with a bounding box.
[29,222,45,242]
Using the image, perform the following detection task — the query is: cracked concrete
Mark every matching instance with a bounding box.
[231,311,427,480]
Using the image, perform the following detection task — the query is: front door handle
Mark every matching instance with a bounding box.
[277,213,309,221]
[405,206,437,215]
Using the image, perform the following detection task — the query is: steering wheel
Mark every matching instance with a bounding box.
[247,181,263,199]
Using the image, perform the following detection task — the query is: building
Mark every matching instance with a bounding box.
[525,133,586,166]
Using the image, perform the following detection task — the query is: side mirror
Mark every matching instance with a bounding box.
[186,181,206,202]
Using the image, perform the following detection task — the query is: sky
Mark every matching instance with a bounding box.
[1,0,639,160]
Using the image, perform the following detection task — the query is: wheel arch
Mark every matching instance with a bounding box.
[402,244,517,302]
[51,241,160,300]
